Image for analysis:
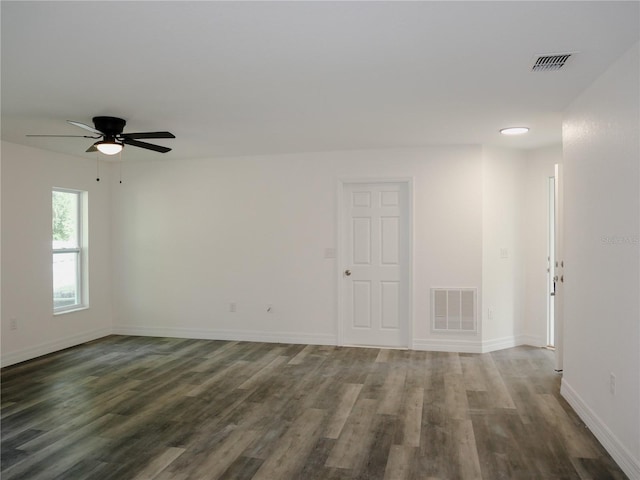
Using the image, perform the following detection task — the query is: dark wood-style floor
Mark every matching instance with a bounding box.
[1,336,627,480]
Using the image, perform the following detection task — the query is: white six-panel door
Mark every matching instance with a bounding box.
[341,182,409,347]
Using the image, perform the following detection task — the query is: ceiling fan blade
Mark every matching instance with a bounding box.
[123,138,171,153]
[27,134,100,138]
[67,120,103,135]
[86,144,98,153]
[121,131,175,140]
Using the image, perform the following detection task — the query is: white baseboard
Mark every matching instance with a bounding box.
[517,334,546,348]
[112,325,337,347]
[482,335,520,353]
[1,327,112,368]
[413,337,483,353]
[561,379,640,480]
[413,334,545,354]
[0,328,547,368]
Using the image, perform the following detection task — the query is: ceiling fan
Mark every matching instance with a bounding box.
[27,116,175,155]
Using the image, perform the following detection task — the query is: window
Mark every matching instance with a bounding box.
[52,189,87,313]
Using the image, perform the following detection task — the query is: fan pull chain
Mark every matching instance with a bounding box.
[96,153,100,182]
[119,150,123,184]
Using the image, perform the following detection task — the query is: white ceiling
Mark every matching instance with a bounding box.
[2,1,639,161]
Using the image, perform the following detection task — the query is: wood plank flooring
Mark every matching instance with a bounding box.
[1,336,628,479]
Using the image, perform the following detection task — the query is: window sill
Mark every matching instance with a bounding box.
[54,306,89,316]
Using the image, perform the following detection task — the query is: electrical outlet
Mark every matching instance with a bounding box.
[229,302,237,313]
[610,373,616,395]
[10,318,18,330]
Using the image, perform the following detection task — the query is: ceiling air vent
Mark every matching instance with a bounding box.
[531,53,574,72]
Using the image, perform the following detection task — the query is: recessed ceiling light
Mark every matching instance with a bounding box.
[500,127,529,136]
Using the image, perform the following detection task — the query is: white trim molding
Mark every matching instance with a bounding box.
[413,337,483,354]
[112,325,337,347]
[414,334,543,354]
[561,379,640,480]
[518,334,547,348]
[1,329,547,368]
[481,335,521,353]
[1,327,112,368]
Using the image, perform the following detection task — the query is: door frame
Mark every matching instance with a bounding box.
[336,177,414,348]
[553,164,564,371]
[547,175,556,347]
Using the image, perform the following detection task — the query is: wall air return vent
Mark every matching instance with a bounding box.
[431,288,477,333]
[531,53,574,72]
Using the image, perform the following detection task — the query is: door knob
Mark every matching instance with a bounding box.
[344,269,352,276]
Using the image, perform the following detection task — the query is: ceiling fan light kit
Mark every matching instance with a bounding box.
[95,140,123,155]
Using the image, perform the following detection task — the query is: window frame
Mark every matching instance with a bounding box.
[52,188,88,314]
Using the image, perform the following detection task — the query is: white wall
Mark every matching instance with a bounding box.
[480,145,563,351]
[562,42,640,478]
[523,145,562,346]
[1,148,3,362]
[1,139,551,365]
[1,142,113,366]
[481,147,527,350]
[111,146,486,350]
[1,138,555,363]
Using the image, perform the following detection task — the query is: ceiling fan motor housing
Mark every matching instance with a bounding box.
[93,116,126,135]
